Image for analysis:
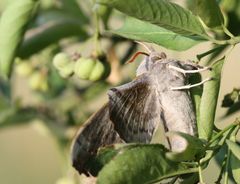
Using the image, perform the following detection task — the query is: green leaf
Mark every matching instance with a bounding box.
[112,17,205,51]
[97,144,198,184]
[189,73,203,126]
[227,140,240,184]
[192,0,224,28]
[166,132,205,162]
[225,102,240,117]
[226,140,240,160]
[59,0,89,24]
[98,0,207,36]
[0,107,37,128]
[230,154,240,184]
[198,57,225,140]
[86,146,119,176]
[179,173,199,184]
[18,10,88,58]
[0,0,39,79]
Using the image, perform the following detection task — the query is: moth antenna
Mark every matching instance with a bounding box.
[134,41,154,52]
[126,51,149,64]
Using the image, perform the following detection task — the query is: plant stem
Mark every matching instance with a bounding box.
[198,163,204,184]
[91,0,103,57]
[222,25,235,38]
[215,154,227,183]
[93,9,102,56]
[224,149,231,184]
[205,35,240,45]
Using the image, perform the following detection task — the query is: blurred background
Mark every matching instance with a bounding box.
[0,0,240,183]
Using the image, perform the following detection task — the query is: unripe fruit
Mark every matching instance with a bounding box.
[53,52,70,70]
[74,58,96,80]
[29,72,48,92]
[74,56,111,81]
[89,60,105,81]
[59,62,74,78]
[16,62,33,77]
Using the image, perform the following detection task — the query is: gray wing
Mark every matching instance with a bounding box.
[71,103,123,176]
[108,74,161,143]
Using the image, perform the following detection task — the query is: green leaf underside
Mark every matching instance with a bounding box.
[97,144,198,184]
[112,17,205,51]
[198,57,225,140]
[227,140,240,184]
[226,140,240,160]
[230,154,240,184]
[0,0,39,79]
[193,0,224,28]
[98,0,207,36]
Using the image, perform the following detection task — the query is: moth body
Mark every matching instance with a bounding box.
[152,59,197,151]
[71,47,204,176]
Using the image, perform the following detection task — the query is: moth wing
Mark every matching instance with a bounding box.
[108,74,161,143]
[71,103,123,176]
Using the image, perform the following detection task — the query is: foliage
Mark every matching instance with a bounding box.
[0,0,240,184]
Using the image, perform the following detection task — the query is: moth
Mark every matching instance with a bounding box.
[71,43,211,176]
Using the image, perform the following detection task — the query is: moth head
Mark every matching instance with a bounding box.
[127,42,167,76]
[149,51,167,62]
[131,51,167,76]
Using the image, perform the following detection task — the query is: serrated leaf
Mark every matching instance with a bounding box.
[198,57,225,140]
[192,0,224,28]
[112,17,205,51]
[0,0,39,79]
[97,144,198,184]
[166,132,205,162]
[230,154,240,184]
[98,0,207,36]
[226,140,240,160]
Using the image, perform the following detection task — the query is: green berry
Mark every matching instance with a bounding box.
[89,60,105,81]
[59,62,74,78]
[29,72,48,92]
[53,53,70,70]
[74,58,96,79]
[16,62,33,77]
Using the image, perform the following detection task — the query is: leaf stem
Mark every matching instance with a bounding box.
[196,45,226,61]
[207,121,239,147]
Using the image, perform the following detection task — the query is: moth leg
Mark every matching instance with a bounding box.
[170,77,213,90]
[168,65,211,74]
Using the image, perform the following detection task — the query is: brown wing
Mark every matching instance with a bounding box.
[71,103,123,176]
[108,74,161,143]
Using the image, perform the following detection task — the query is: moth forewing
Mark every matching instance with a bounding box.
[71,103,123,176]
[108,74,162,143]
